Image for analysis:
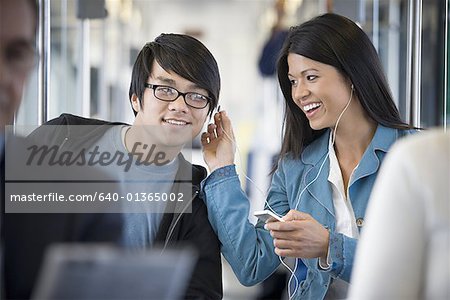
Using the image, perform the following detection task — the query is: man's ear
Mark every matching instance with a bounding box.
[131,94,141,113]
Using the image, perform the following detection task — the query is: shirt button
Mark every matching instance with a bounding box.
[356,218,364,227]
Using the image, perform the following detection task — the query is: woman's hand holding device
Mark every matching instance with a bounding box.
[254,210,285,223]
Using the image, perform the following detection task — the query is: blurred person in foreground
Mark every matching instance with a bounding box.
[0,0,123,299]
[348,129,449,300]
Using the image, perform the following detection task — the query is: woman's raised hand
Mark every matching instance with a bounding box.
[201,111,236,173]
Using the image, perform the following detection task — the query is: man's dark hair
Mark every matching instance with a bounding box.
[129,33,220,116]
[275,13,413,164]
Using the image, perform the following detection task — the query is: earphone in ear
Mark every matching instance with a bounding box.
[351,84,354,90]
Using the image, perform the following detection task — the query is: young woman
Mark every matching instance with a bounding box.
[201,13,414,300]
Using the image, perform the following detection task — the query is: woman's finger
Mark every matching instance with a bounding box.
[215,111,234,140]
[201,132,210,145]
[207,123,217,139]
[270,230,299,240]
[273,238,299,250]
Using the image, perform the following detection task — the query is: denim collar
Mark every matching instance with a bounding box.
[301,124,398,166]
[297,125,399,217]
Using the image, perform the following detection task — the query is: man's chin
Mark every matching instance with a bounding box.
[159,137,191,148]
[159,128,192,146]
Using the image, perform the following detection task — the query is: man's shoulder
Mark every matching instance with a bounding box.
[45,113,126,126]
[177,154,207,184]
[28,114,128,148]
[191,163,207,182]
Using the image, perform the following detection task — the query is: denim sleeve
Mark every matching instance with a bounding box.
[201,165,289,286]
[203,165,236,184]
[319,231,357,282]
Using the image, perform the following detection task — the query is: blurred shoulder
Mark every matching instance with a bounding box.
[391,129,449,157]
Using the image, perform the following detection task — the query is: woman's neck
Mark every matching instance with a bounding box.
[332,116,377,161]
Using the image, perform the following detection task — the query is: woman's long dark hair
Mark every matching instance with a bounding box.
[275,13,412,169]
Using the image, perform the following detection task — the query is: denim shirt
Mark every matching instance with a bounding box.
[201,125,411,300]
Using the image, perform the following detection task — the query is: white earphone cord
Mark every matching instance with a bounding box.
[217,85,353,299]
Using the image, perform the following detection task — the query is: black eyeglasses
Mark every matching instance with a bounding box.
[145,83,211,109]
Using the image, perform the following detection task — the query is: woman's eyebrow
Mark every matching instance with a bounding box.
[288,68,319,78]
[300,68,319,75]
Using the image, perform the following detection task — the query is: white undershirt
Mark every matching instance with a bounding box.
[320,134,360,300]
[327,135,359,240]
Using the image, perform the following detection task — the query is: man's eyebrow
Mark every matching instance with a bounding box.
[155,76,176,85]
[154,76,203,91]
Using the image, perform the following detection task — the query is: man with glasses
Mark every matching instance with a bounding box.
[29,34,223,299]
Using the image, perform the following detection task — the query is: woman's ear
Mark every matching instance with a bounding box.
[131,94,141,113]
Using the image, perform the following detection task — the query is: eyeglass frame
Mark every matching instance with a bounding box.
[144,83,211,109]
